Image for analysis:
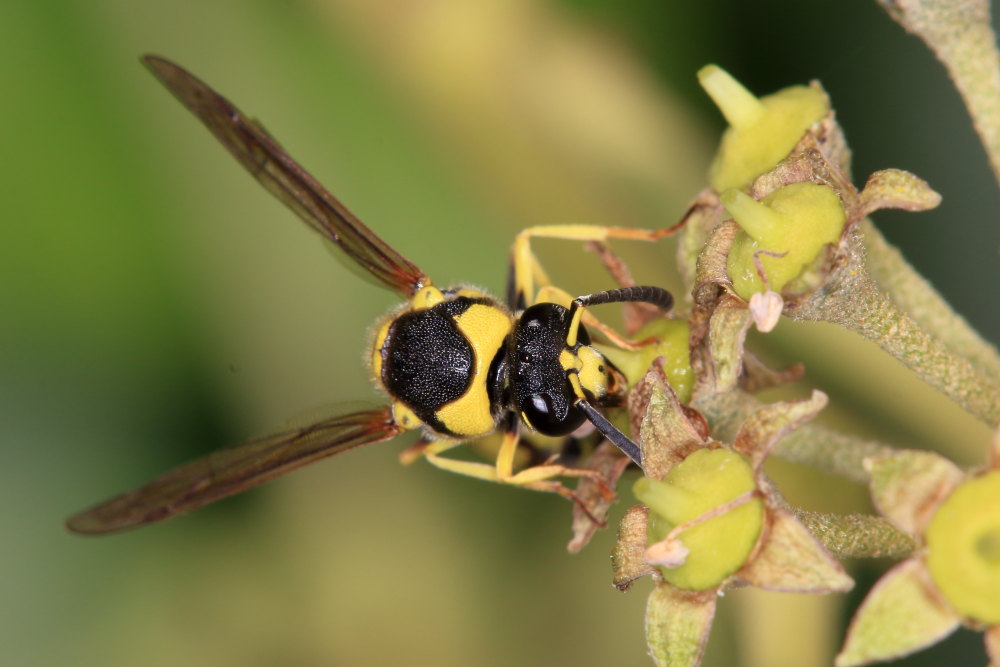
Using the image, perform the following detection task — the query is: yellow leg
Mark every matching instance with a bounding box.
[585,241,664,337]
[421,434,610,488]
[398,438,431,466]
[494,426,519,479]
[509,223,678,311]
[418,432,615,519]
[420,438,509,482]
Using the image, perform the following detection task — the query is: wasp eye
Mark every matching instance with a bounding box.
[523,391,585,436]
[529,393,552,416]
[524,392,555,429]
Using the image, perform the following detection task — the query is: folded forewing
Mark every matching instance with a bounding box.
[144,55,429,297]
[67,407,402,535]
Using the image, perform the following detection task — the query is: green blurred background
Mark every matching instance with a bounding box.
[3,1,997,665]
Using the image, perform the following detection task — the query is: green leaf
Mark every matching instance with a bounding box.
[645,583,717,667]
[865,451,963,535]
[738,508,853,593]
[837,559,958,666]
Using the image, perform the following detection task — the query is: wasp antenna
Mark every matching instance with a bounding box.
[576,400,642,468]
[573,286,674,311]
[565,286,673,347]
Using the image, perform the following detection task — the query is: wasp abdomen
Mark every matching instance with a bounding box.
[381,295,512,438]
[383,304,473,412]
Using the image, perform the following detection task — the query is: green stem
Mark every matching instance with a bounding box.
[862,220,1000,383]
[694,390,895,483]
[775,422,895,485]
[877,0,1000,189]
[795,510,916,559]
[789,233,1000,426]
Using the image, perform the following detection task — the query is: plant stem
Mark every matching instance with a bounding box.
[795,510,915,559]
[862,220,1000,383]
[694,390,896,483]
[790,232,1000,426]
[775,422,895,485]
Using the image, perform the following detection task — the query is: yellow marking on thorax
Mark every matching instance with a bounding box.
[455,287,489,299]
[413,285,445,309]
[392,400,422,431]
[371,317,394,380]
[434,303,513,438]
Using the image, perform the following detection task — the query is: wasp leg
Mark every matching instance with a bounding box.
[586,240,636,290]
[507,223,680,311]
[398,438,433,466]
[517,480,609,527]
[418,429,615,511]
[493,425,612,499]
[585,240,663,336]
[420,433,613,496]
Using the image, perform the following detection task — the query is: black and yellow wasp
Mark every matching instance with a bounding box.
[66,56,674,535]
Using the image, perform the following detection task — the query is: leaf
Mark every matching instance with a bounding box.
[836,559,959,666]
[706,294,754,393]
[611,505,654,591]
[858,168,942,217]
[865,450,964,536]
[567,441,632,553]
[645,583,717,667]
[738,507,853,593]
[732,390,827,469]
[634,366,706,481]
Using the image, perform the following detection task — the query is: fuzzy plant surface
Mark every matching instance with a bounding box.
[596,2,1000,662]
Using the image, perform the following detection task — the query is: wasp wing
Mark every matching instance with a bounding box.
[143,55,429,297]
[67,407,403,535]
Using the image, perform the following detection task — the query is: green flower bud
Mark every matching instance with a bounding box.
[634,448,764,590]
[596,318,693,403]
[925,470,1000,623]
[723,182,846,298]
[699,65,828,192]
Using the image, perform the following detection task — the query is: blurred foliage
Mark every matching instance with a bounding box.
[2,0,996,665]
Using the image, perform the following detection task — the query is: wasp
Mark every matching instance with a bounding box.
[66,56,675,535]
